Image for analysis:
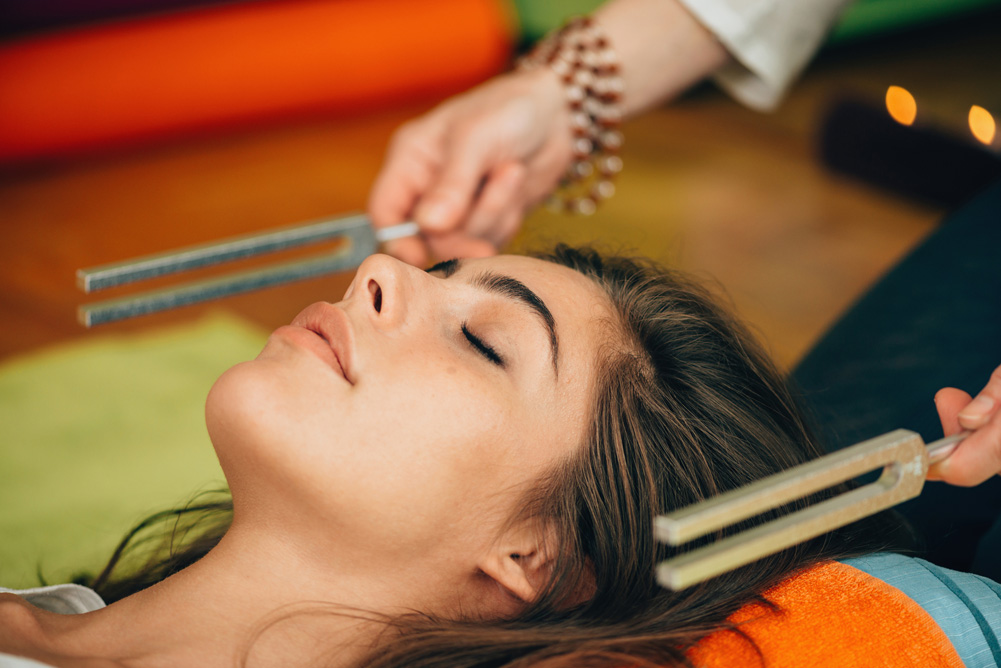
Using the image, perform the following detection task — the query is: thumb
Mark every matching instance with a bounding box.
[927,387,973,482]
[935,387,973,437]
[414,129,494,233]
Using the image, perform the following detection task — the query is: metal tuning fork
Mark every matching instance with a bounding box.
[77,213,417,327]
[655,428,968,591]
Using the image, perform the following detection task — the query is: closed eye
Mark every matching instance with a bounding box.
[462,323,504,367]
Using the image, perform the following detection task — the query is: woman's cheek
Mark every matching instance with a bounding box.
[359,371,514,478]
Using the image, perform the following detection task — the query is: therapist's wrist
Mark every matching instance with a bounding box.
[517,16,624,214]
[593,0,729,117]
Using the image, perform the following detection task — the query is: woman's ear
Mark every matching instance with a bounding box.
[477,523,555,603]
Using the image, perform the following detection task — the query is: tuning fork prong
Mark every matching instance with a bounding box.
[655,428,968,591]
[76,214,417,327]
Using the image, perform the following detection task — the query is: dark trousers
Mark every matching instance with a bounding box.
[792,179,1001,580]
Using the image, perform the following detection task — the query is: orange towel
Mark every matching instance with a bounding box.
[0,0,513,163]
[688,561,964,667]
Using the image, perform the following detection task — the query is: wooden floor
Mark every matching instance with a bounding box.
[1,12,998,369]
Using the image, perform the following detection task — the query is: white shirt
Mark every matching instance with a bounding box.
[0,584,105,668]
[677,0,855,110]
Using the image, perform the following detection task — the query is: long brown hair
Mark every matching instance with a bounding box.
[83,245,904,666]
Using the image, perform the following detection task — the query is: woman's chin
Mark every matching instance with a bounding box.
[205,360,277,467]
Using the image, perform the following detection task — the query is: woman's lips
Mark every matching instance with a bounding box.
[305,328,349,381]
[289,302,355,384]
[272,326,349,382]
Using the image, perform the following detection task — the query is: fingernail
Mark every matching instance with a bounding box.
[926,460,947,481]
[959,395,995,420]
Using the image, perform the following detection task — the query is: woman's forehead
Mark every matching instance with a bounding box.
[473,254,607,310]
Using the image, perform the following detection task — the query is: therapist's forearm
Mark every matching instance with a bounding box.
[593,0,730,118]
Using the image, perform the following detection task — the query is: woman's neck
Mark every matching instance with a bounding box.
[26,521,404,668]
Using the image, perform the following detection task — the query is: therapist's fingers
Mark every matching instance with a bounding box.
[957,366,1001,430]
[369,122,438,226]
[464,162,528,248]
[368,121,442,266]
[380,235,430,269]
[928,408,1001,486]
[413,123,498,235]
[928,370,1001,486]
[927,387,976,483]
[934,387,972,438]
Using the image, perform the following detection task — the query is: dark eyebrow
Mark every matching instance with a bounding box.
[429,258,560,377]
[426,258,460,278]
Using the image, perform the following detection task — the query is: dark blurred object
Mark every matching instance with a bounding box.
[793,177,1001,579]
[819,96,1001,208]
[0,0,238,38]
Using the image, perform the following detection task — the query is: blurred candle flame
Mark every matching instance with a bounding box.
[969,105,996,146]
[886,86,917,126]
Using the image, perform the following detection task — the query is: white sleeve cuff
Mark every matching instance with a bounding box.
[676,0,853,111]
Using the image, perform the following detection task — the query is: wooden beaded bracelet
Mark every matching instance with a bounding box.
[517,16,624,215]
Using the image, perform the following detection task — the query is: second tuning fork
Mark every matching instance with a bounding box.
[655,428,968,590]
[77,213,417,327]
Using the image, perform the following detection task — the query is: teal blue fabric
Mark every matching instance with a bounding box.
[843,553,1001,667]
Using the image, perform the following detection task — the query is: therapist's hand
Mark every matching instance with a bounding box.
[368,67,574,267]
[928,364,1001,486]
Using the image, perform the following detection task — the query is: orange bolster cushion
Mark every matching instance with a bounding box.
[0,0,514,163]
[688,561,964,667]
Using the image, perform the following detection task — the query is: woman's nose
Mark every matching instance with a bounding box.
[351,253,412,329]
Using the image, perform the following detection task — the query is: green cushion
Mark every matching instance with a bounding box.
[0,312,266,588]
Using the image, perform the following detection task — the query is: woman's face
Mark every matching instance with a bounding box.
[206,253,613,583]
